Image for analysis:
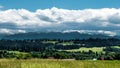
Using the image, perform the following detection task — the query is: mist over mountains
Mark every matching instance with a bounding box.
[0,7,120,37]
[1,31,119,40]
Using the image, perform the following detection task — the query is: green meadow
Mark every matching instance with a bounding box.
[64,47,104,53]
[0,59,120,68]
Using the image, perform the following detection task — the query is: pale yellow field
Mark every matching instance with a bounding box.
[64,47,104,52]
[0,59,120,68]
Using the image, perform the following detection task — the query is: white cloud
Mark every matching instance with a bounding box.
[63,30,116,36]
[0,28,26,34]
[0,7,120,35]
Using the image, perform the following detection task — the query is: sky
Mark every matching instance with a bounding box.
[0,0,120,36]
[0,0,120,10]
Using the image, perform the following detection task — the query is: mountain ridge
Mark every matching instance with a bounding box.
[1,32,119,40]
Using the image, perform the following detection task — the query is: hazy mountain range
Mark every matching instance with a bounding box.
[0,32,119,40]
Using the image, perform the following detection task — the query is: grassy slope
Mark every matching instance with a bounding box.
[112,46,120,49]
[0,59,120,68]
[64,47,104,53]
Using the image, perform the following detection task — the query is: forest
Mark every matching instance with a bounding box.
[0,38,120,60]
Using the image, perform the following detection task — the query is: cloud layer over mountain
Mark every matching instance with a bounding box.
[0,7,120,36]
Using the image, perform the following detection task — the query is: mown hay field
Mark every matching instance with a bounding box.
[0,59,120,68]
[64,47,104,53]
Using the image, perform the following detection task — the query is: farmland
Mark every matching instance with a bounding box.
[64,47,104,53]
[0,59,120,68]
[63,46,120,53]
[0,39,120,60]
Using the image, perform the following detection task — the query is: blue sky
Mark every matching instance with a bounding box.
[0,0,120,36]
[0,0,120,11]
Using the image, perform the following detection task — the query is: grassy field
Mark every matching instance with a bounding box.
[64,47,104,53]
[112,46,120,49]
[58,42,74,46]
[0,59,120,68]
[42,41,58,44]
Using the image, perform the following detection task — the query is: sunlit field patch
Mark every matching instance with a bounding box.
[0,59,119,68]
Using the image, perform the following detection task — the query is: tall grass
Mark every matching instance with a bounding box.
[0,59,119,68]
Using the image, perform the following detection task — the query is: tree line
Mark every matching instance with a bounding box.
[0,38,120,60]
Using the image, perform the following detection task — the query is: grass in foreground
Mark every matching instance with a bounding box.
[0,59,120,68]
